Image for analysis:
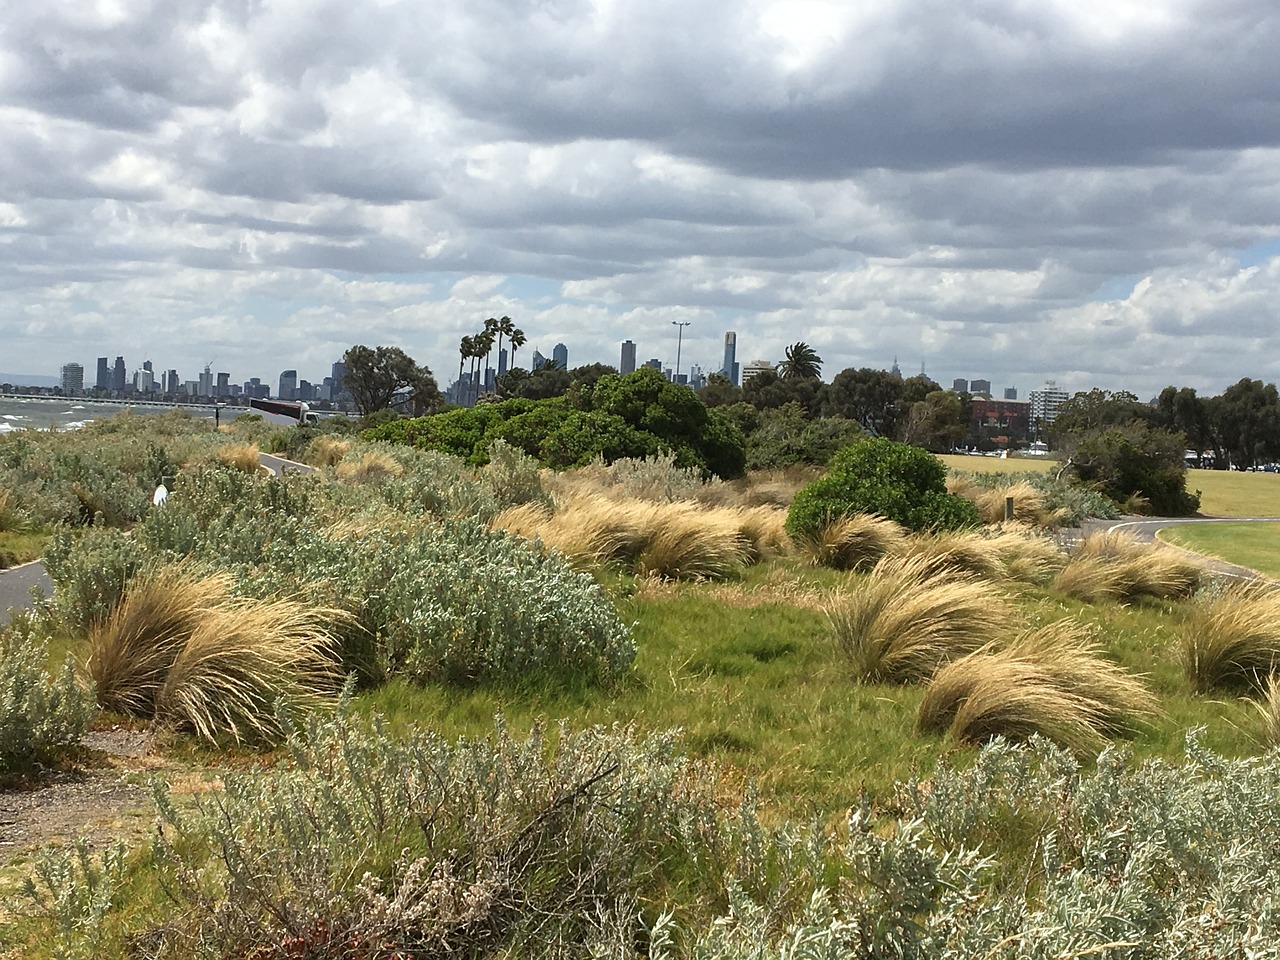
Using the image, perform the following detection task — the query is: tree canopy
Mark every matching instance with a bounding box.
[342,345,440,418]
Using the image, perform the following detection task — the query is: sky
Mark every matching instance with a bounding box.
[2,0,1279,400]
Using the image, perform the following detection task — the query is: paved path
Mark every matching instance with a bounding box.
[0,559,53,624]
[257,452,315,477]
[1081,515,1280,581]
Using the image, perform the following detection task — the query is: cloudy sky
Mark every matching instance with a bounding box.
[2,0,1279,399]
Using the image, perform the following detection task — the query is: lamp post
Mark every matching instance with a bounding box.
[671,320,691,383]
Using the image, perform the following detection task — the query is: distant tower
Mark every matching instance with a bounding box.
[60,362,84,395]
[620,340,637,374]
[722,332,738,385]
[952,378,968,392]
[278,369,297,400]
[112,356,126,392]
[890,357,901,377]
[532,349,547,370]
[216,372,231,397]
[553,342,568,370]
[1004,386,1018,400]
[95,357,110,390]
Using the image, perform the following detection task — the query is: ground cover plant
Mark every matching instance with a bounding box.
[14,413,1280,956]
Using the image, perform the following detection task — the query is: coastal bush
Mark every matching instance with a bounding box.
[827,554,1010,683]
[786,437,980,539]
[482,438,549,508]
[0,609,95,772]
[42,526,148,636]
[793,512,906,571]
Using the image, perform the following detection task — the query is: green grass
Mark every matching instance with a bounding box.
[356,561,1266,813]
[1159,522,1280,577]
[938,454,1055,475]
[0,530,50,567]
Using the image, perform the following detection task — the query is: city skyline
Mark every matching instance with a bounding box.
[1,3,1279,402]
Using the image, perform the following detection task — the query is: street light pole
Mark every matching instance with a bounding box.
[671,320,691,383]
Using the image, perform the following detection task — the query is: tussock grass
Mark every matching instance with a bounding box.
[0,488,32,534]
[827,554,1010,683]
[796,513,906,571]
[307,436,352,467]
[893,530,1002,580]
[1180,581,1280,694]
[1055,531,1202,603]
[336,450,405,483]
[918,621,1158,752]
[950,476,1059,527]
[155,596,344,743]
[888,525,1064,584]
[1256,675,1280,747]
[215,442,262,474]
[87,566,345,742]
[492,494,768,580]
[89,566,229,717]
[982,524,1068,584]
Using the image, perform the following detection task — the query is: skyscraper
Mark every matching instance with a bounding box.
[216,372,230,397]
[278,369,297,400]
[553,342,568,370]
[112,356,126,392]
[95,357,110,390]
[722,332,738,385]
[199,366,214,399]
[531,349,546,370]
[620,340,636,374]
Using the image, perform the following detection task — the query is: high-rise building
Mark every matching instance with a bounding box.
[497,348,509,378]
[531,349,547,370]
[952,378,968,393]
[970,379,992,396]
[1029,380,1071,425]
[216,372,230,397]
[891,357,902,378]
[620,340,637,374]
[112,356,126,392]
[552,343,568,370]
[278,369,297,400]
[199,366,214,399]
[722,332,738,385]
[134,367,155,393]
[60,362,84,395]
[95,357,110,390]
[1003,387,1018,400]
[740,359,775,385]
[644,358,662,371]
[165,370,179,394]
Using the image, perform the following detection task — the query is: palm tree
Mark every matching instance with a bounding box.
[508,327,527,370]
[457,336,473,404]
[778,341,823,380]
[475,327,496,401]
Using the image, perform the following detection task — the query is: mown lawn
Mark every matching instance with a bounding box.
[1160,521,1280,578]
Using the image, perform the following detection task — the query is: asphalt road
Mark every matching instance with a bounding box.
[0,560,53,624]
[0,452,315,623]
[1085,515,1280,581]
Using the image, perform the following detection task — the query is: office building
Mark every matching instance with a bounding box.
[216,372,230,397]
[497,348,508,378]
[60,362,84,395]
[552,343,568,370]
[970,379,992,396]
[531,349,547,370]
[620,340,636,374]
[722,332,738,385]
[279,369,297,400]
[165,370,179,394]
[198,366,214,399]
[134,367,155,393]
[112,356,126,392]
[952,378,968,393]
[95,357,110,390]
[1004,387,1018,400]
[644,358,662,371]
[740,359,775,385]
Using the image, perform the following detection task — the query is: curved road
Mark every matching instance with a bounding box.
[0,452,314,624]
[1085,515,1280,581]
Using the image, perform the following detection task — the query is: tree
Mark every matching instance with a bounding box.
[342,345,439,418]
[778,342,822,380]
[1049,389,1148,450]
[1154,386,1215,465]
[741,369,821,415]
[899,390,967,452]
[508,327,527,370]
[1213,378,1280,470]
[1072,422,1199,515]
[821,368,908,437]
[698,372,741,408]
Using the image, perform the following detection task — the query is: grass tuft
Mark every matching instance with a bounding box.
[336,451,405,483]
[795,513,907,571]
[307,436,353,467]
[1256,674,1280,747]
[1055,531,1202,603]
[918,620,1158,752]
[1180,581,1280,694]
[215,442,262,474]
[826,554,1010,684]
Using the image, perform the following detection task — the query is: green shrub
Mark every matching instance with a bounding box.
[1,609,95,772]
[786,437,980,538]
[1072,422,1200,516]
[482,439,549,509]
[42,526,148,636]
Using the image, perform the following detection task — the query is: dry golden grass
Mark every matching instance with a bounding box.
[827,554,1010,684]
[1054,531,1202,603]
[981,523,1068,584]
[948,477,1059,528]
[89,566,230,717]
[155,595,344,743]
[1180,581,1280,694]
[336,450,405,483]
[87,565,345,742]
[918,621,1158,752]
[796,513,907,571]
[215,441,262,473]
[893,530,1003,581]
[308,436,353,467]
[1256,674,1280,747]
[492,494,778,579]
